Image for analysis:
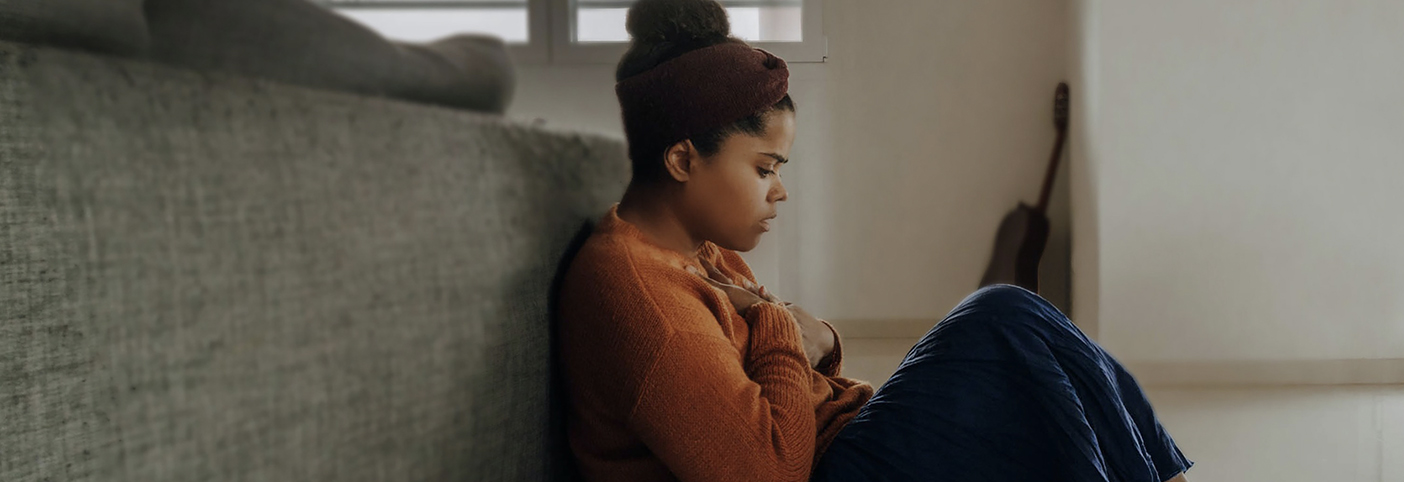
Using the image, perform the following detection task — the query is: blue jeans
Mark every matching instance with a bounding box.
[812,285,1192,482]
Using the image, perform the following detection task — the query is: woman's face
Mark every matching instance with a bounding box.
[677,110,796,252]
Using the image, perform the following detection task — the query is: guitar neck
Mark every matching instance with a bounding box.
[1035,127,1068,214]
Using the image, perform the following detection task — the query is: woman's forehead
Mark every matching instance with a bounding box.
[721,134,791,159]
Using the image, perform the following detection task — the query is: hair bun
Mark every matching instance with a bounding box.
[626,0,731,45]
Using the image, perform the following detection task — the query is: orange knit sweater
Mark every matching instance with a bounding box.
[557,204,875,482]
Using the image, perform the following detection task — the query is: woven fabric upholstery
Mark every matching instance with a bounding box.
[0,41,627,482]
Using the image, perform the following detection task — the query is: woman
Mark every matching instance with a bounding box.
[556,1,1193,481]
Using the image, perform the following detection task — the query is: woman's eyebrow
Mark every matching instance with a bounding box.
[760,153,789,165]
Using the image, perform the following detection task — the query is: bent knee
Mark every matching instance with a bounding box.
[963,284,1048,310]
[941,285,1072,333]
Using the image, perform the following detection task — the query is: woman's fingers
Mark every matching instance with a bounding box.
[699,257,733,285]
[689,263,776,315]
[691,266,738,291]
[694,260,784,302]
[758,285,781,302]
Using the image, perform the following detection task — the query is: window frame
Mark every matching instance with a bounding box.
[517,0,553,64]
[320,0,825,65]
[549,0,825,64]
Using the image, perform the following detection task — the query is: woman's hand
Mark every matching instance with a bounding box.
[784,303,835,369]
[688,264,767,317]
[693,258,834,368]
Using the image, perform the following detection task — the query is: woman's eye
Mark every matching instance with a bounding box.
[757,168,775,178]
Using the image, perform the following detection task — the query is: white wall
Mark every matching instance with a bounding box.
[512,0,1074,325]
[1145,386,1404,482]
[1074,0,1404,366]
[806,0,1071,320]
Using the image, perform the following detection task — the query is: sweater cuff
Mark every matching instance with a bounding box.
[815,319,844,377]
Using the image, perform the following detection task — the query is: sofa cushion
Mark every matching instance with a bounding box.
[396,35,517,115]
[144,0,515,113]
[0,40,626,482]
[0,0,148,56]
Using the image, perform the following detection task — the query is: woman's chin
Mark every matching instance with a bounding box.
[715,234,764,253]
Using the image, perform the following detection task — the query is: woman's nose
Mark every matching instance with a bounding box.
[772,179,788,202]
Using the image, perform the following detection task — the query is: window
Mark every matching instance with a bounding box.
[320,1,533,44]
[573,0,803,43]
[318,0,824,64]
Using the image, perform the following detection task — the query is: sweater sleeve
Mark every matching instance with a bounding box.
[626,301,816,482]
[814,319,845,378]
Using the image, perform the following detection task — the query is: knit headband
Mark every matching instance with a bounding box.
[616,42,790,158]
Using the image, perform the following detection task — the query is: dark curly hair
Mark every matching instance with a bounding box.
[616,0,796,183]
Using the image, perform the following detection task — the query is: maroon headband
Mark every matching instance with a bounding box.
[616,42,790,157]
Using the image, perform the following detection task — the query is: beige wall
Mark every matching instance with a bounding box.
[1073,0,1404,364]
[512,0,1074,325]
[807,0,1071,320]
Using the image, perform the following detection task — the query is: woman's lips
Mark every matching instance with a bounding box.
[760,215,777,231]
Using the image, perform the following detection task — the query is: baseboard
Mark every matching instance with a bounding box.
[828,319,1404,386]
[826,318,936,339]
[1123,358,1404,387]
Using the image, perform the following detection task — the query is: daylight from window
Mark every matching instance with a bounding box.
[322,1,802,45]
[576,6,801,42]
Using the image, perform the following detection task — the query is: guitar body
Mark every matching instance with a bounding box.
[979,84,1069,292]
[980,203,1051,291]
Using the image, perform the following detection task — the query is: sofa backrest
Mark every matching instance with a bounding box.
[0,0,149,57]
[0,41,628,482]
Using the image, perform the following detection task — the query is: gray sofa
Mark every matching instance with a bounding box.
[1,40,628,481]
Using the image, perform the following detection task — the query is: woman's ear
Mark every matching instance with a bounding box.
[662,140,697,183]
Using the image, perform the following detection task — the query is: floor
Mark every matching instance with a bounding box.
[842,338,1404,482]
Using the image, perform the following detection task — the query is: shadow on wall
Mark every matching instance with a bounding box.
[545,220,597,482]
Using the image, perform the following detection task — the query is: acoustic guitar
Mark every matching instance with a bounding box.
[979,83,1070,292]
